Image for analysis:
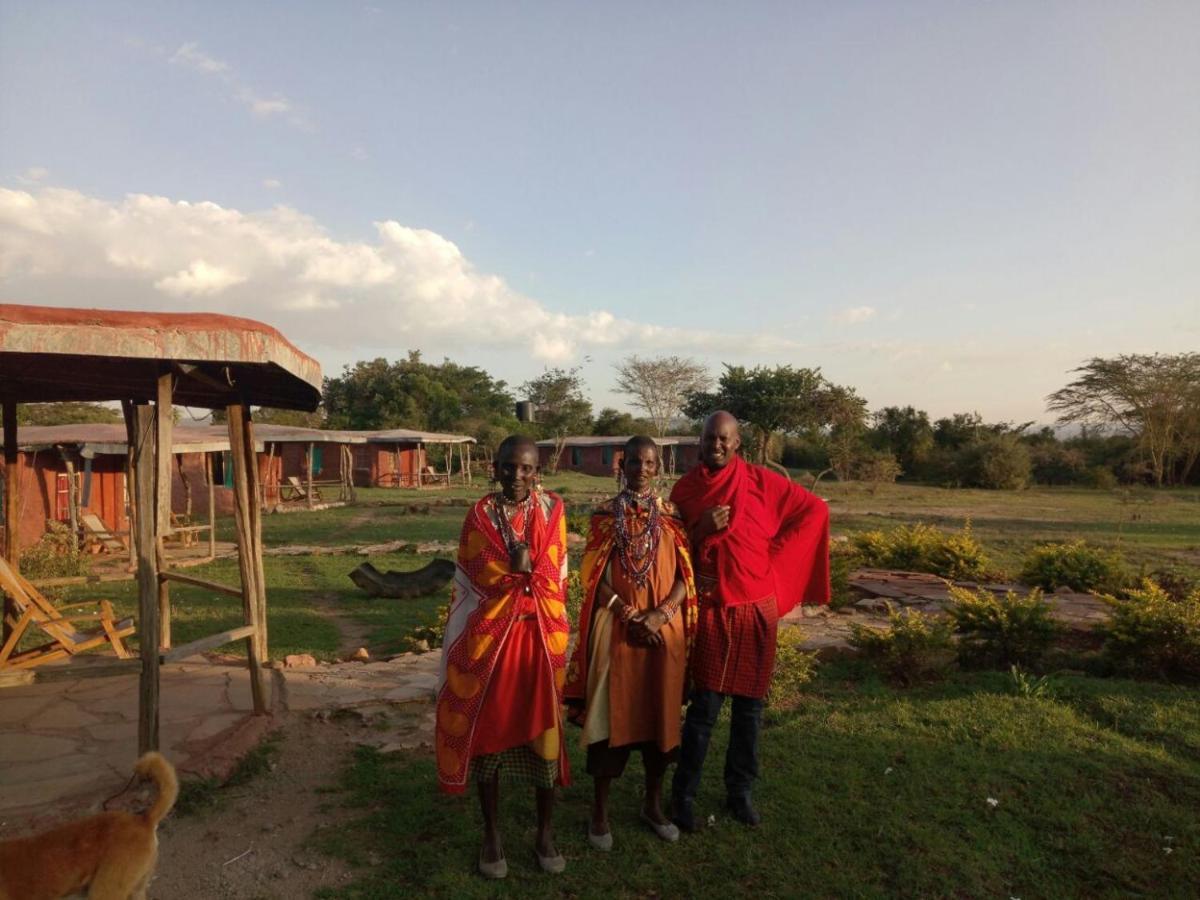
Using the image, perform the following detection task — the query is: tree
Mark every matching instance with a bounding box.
[683,364,847,466]
[613,355,711,436]
[253,407,325,428]
[591,408,641,436]
[1047,353,1200,486]
[520,367,593,473]
[870,406,934,477]
[16,402,123,426]
[821,385,871,481]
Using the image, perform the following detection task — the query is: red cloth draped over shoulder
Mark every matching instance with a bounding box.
[669,455,830,616]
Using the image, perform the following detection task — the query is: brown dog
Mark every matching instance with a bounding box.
[0,751,178,900]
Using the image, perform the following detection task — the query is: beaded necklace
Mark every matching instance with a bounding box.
[612,488,661,588]
[491,491,535,554]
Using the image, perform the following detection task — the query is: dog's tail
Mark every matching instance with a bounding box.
[133,751,179,827]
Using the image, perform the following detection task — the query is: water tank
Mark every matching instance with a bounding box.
[515,401,535,423]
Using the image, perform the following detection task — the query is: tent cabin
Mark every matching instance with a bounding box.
[536,435,701,477]
[0,303,321,754]
[0,424,245,558]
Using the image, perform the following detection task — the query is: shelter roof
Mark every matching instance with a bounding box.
[253,425,474,445]
[0,304,321,411]
[365,428,476,445]
[534,435,698,448]
[2,423,250,455]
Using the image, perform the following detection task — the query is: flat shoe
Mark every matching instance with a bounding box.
[640,810,680,842]
[536,850,566,874]
[587,827,613,851]
[478,853,507,879]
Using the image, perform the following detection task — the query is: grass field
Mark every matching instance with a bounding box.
[312,663,1200,898]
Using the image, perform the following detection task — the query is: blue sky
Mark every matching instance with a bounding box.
[1,1,1196,423]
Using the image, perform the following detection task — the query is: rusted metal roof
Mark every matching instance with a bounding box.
[1,423,252,454]
[0,304,321,410]
[365,428,475,444]
[254,425,474,444]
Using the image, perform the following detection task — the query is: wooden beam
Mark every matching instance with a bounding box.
[128,400,160,754]
[207,451,216,559]
[161,625,256,663]
[306,442,314,510]
[158,570,243,599]
[226,404,268,714]
[156,373,174,651]
[61,450,80,553]
[2,401,18,646]
[241,409,268,663]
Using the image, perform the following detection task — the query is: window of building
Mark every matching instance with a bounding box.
[571,447,583,467]
[601,446,613,465]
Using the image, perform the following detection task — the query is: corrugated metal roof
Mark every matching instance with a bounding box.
[0,304,321,410]
[3,424,242,454]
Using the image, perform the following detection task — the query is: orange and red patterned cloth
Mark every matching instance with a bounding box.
[435,491,571,794]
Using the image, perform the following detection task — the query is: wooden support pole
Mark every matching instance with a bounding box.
[306,442,314,509]
[155,373,173,651]
[127,401,160,754]
[206,451,216,560]
[227,404,268,714]
[2,401,19,646]
[61,451,80,552]
[416,441,424,490]
[242,410,268,663]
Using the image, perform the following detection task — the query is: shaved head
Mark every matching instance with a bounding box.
[700,410,741,469]
[495,433,537,463]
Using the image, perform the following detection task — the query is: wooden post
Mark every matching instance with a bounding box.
[226,404,268,714]
[127,401,160,754]
[124,444,136,572]
[2,401,18,645]
[242,410,268,663]
[416,441,424,490]
[206,451,216,560]
[61,451,80,551]
[393,445,402,488]
[306,442,314,509]
[155,373,174,651]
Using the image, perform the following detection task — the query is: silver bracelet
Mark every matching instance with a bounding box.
[605,592,620,610]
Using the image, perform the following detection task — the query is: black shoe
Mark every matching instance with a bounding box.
[671,799,698,834]
[726,795,761,827]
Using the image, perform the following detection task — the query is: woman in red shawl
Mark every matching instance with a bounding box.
[564,436,697,850]
[435,435,571,878]
[669,412,830,832]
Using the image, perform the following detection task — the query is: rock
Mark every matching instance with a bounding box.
[412,639,430,654]
[346,647,371,662]
[283,653,318,668]
[292,852,321,871]
[854,597,895,615]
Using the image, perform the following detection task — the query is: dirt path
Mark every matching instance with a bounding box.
[151,716,361,899]
[309,591,374,658]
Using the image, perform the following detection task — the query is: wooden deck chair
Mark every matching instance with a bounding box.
[80,511,127,553]
[282,475,321,502]
[0,557,135,669]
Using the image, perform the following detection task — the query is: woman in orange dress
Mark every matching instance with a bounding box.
[565,435,697,849]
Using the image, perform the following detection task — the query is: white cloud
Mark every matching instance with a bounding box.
[262,178,282,190]
[169,42,305,126]
[831,305,877,325]
[170,42,229,75]
[0,185,803,363]
[20,166,49,184]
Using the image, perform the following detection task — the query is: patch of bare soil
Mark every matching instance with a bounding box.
[150,718,360,900]
[310,592,374,658]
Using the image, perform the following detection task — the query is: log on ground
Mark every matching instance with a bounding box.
[348,559,456,599]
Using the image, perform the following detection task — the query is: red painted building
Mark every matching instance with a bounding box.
[536,436,700,478]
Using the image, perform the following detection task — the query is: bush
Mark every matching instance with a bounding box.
[852,521,990,580]
[1084,465,1118,490]
[947,586,1060,669]
[19,521,89,580]
[849,609,955,684]
[565,570,584,628]
[829,541,857,610]
[1029,444,1088,486]
[1020,540,1126,593]
[855,450,902,486]
[565,508,593,537]
[959,434,1031,490]
[766,627,818,711]
[1099,579,1200,681]
[402,603,448,652]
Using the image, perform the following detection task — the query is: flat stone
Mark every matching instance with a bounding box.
[0,768,110,813]
[185,712,247,744]
[25,700,104,731]
[384,685,435,703]
[0,732,81,765]
[0,694,57,723]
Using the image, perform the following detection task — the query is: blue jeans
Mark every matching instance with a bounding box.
[671,688,763,803]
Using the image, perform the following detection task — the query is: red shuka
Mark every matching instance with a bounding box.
[669,455,830,616]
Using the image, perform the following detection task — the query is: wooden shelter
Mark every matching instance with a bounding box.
[359,428,475,489]
[0,304,321,754]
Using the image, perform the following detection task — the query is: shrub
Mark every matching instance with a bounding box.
[852,521,990,580]
[958,433,1031,490]
[565,508,593,537]
[1020,540,1126,593]
[1008,664,1057,699]
[566,570,584,629]
[1099,580,1200,681]
[767,627,818,710]
[947,586,1060,669]
[1085,466,1118,490]
[19,521,89,580]
[829,541,857,610]
[848,609,955,684]
[402,603,448,652]
[855,451,903,486]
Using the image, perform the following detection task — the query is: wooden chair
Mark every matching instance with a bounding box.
[80,511,127,554]
[281,475,321,502]
[0,557,134,669]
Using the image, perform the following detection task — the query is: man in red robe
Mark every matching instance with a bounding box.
[669,411,830,830]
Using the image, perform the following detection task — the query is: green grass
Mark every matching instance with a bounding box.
[311,666,1200,898]
[175,729,285,816]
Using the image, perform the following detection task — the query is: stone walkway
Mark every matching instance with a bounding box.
[0,650,442,836]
